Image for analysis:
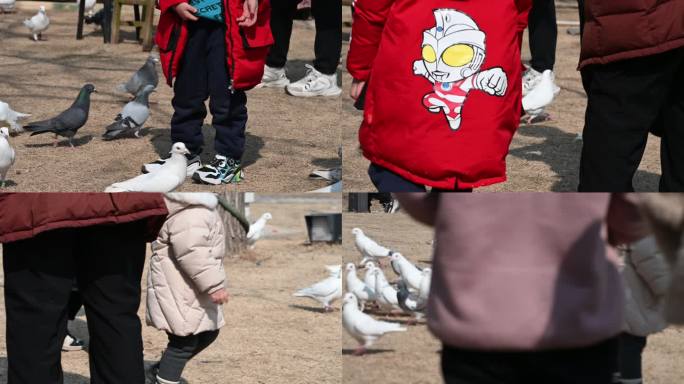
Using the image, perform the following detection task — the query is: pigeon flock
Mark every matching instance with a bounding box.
[342,228,432,355]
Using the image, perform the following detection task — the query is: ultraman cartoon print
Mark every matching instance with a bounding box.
[413,9,508,131]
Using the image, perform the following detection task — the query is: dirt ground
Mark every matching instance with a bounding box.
[0,197,343,383]
[0,3,341,192]
[341,210,684,384]
[340,6,663,192]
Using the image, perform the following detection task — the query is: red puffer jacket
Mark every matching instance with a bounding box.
[0,193,168,243]
[156,0,273,90]
[348,0,531,189]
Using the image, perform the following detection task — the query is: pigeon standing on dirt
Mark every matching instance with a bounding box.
[116,55,159,96]
[0,127,16,188]
[0,101,30,133]
[293,265,342,312]
[23,6,50,41]
[352,228,393,265]
[24,84,96,148]
[103,85,155,140]
[396,279,426,323]
[105,142,189,192]
[246,212,273,249]
[345,263,375,310]
[342,293,406,356]
[363,262,378,297]
[373,268,401,312]
[390,253,423,291]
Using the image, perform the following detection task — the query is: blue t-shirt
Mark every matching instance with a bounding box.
[189,0,224,23]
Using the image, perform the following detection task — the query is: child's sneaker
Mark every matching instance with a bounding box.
[192,155,243,185]
[142,154,201,177]
[62,332,85,351]
[286,64,342,97]
[258,65,290,88]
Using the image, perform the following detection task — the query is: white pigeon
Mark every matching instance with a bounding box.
[352,228,392,265]
[293,265,342,312]
[0,127,16,188]
[363,262,378,297]
[345,263,375,309]
[24,6,50,41]
[0,101,30,133]
[246,212,272,249]
[0,0,16,13]
[342,293,406,355]
[76,0,96,16]
[373,268,400,312]
[105,142,189,192]
[389,253,423,291]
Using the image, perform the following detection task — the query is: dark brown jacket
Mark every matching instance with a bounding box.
[579,0,684,69]
[0,193,168,243]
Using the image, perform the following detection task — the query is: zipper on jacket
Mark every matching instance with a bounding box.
[223,0,236,92]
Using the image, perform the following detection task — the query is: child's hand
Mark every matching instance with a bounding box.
[237,0,258,27]
[350,79,366,100]
[174,2,199,21]
[210,288,230,304]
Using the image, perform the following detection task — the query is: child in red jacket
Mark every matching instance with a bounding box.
[348,0,531,192]
[151,0,272,185]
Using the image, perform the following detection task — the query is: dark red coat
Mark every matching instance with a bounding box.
[348,0,531,189]
[0,193,168,243]
[580,0,684,69]
[156,0,273,90]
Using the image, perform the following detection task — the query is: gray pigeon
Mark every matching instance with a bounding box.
[24,84,96,148]
[103,85,155,140]
[116,56,159,96]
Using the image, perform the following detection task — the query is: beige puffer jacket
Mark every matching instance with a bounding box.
[622,236,670,337]
[146,193,227,336]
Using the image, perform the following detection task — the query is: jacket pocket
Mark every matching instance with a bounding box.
[227,0,274,90]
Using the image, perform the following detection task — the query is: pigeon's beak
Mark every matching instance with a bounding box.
[92,89,98,93]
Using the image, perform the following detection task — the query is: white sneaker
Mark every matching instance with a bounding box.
[286,64,342,97]
[522,69,557,115]
[62,332,85,351]
[522,67,560,97]
[257,65,290,88]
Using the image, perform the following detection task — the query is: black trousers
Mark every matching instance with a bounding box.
[368,163,472,193]
[618,333,647,382]
[266,0,342,75]
[528,0,557,72]
[579,47,684,192]
[442,338,619,384]
[157,330,220,382]
[3,221,148,384]
[171,18,248,160]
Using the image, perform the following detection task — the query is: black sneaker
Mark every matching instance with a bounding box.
[62,331,85,351]
[192,155,243,185]
[141,154,201,177]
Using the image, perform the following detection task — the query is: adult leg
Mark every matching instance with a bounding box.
[618,333,647,384]
[3,229,77,384]
[157,331,220,382]
[311,0,342,75]
[76,221,147,384]
[578,53,672,191]
[441,344,518,384]
[206,22,248,160]
[170,19,211,157]
[526,337,619,384]
[368,163,427,193]
[658,47,684,191]
[528,0,558,73]
[265,0,299,69]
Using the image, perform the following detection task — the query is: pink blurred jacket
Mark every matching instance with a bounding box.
[395,193,649,351]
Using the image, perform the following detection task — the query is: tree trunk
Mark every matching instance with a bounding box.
[221,192,247,257]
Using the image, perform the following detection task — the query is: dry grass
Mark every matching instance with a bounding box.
[0,3,341,192]
[341,210,684,384]
[0,198,343,383]
[341,7,662,192]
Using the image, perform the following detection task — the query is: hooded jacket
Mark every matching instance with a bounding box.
[347,0,531,189]
[146,193,227,336]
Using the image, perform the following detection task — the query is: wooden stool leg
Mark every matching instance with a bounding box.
[141,5,154,51]
[134,5,141,40]
[110,1,122,44]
